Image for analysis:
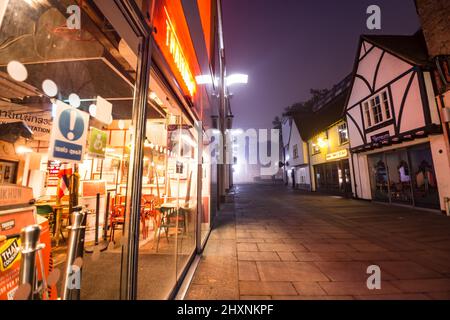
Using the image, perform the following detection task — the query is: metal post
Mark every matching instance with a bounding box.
[217,0,226,204]
[113,0,153,300]
[62,206,86,300]
[19,225,42,300]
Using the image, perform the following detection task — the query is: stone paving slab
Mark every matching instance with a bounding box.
[186,184,450,300]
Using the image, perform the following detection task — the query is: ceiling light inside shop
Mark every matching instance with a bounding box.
[7,60,28,82]
[16,146,33,154]
[118,120,125,130]
[150,92,164,107]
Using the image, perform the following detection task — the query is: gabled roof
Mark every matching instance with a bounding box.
[292,87,350,141]
[361,31,430,67]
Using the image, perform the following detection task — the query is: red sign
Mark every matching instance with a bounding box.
[153,0,200,98]
[0,208,55,300]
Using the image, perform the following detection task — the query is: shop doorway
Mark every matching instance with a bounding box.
[386,150,413,205]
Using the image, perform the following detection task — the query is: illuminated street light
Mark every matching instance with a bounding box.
[195,73,248,88]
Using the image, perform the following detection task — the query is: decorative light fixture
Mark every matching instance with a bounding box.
[317,137,328,149]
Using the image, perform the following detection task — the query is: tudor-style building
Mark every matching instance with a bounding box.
[345,31,450,212]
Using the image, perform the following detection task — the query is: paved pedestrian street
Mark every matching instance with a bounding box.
[185,183,450,300]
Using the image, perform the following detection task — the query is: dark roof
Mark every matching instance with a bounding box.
[292,87,350,141]
[361,31,430,66]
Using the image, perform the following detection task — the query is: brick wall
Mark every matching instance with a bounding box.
[416,0,450,57]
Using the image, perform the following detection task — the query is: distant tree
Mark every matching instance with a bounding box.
[272,116,282,128]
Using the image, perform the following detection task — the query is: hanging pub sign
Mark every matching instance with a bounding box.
[152,0,200,98]
[48,101,89,163]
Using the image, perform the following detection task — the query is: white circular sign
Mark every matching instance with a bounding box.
[42,79,58,97]
[68,93,81,108]
[7,61,28,82]
[89,104,97,117]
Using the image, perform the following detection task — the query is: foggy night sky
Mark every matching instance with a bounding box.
[221,0,420,130]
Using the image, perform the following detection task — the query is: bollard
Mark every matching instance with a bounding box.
[18,225,42,300]
[62,206,86,300]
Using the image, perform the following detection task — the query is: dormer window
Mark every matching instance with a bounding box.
[363,89,392,128]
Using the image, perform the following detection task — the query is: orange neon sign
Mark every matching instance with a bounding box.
[164,7,196,96]
[152,0,199,98]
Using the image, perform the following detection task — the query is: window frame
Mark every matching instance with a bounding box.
[338,122,349,145]
[363,89,393,128]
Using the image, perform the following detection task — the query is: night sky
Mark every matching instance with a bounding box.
[221,0,420,130]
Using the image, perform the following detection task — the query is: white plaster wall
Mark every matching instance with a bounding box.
[375,52,413,90]
[391,74,412,123]
[429,135,450,211]
[399,75,426,133]
[358,153,372,200]
[346,108,364,148]
[282,119,291,147]
[348,78,372,107]
[289,121,306,167]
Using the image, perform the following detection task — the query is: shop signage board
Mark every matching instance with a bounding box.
[326,149,348,161]
[88,127,107,159]
[48,101,89,163]
[152,0,200,98]
[0,102,52,141]
[371,131,390,143]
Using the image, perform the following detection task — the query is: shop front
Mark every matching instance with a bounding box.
[0,0,218,300]
[366,142,440,209]
[313,149,352,196]
[308,119,352,197]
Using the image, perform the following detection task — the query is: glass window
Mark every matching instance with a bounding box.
[382,91,391,120]
[363,90,392,127]
[338,123,348,145]
[371,96,383,124]
[0,0,141,300]
[364,102,372,127]
[368,153,389,202]
[408,144,440,209]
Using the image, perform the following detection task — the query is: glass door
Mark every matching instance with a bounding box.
[176,116,198,280]
[386,150,413,205]
[408,144,440,209]
[368,153,389,202]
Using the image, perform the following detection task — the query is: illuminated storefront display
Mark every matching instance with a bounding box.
[0,0,216,300]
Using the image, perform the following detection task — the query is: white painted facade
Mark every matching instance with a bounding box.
[282,117,310,190]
